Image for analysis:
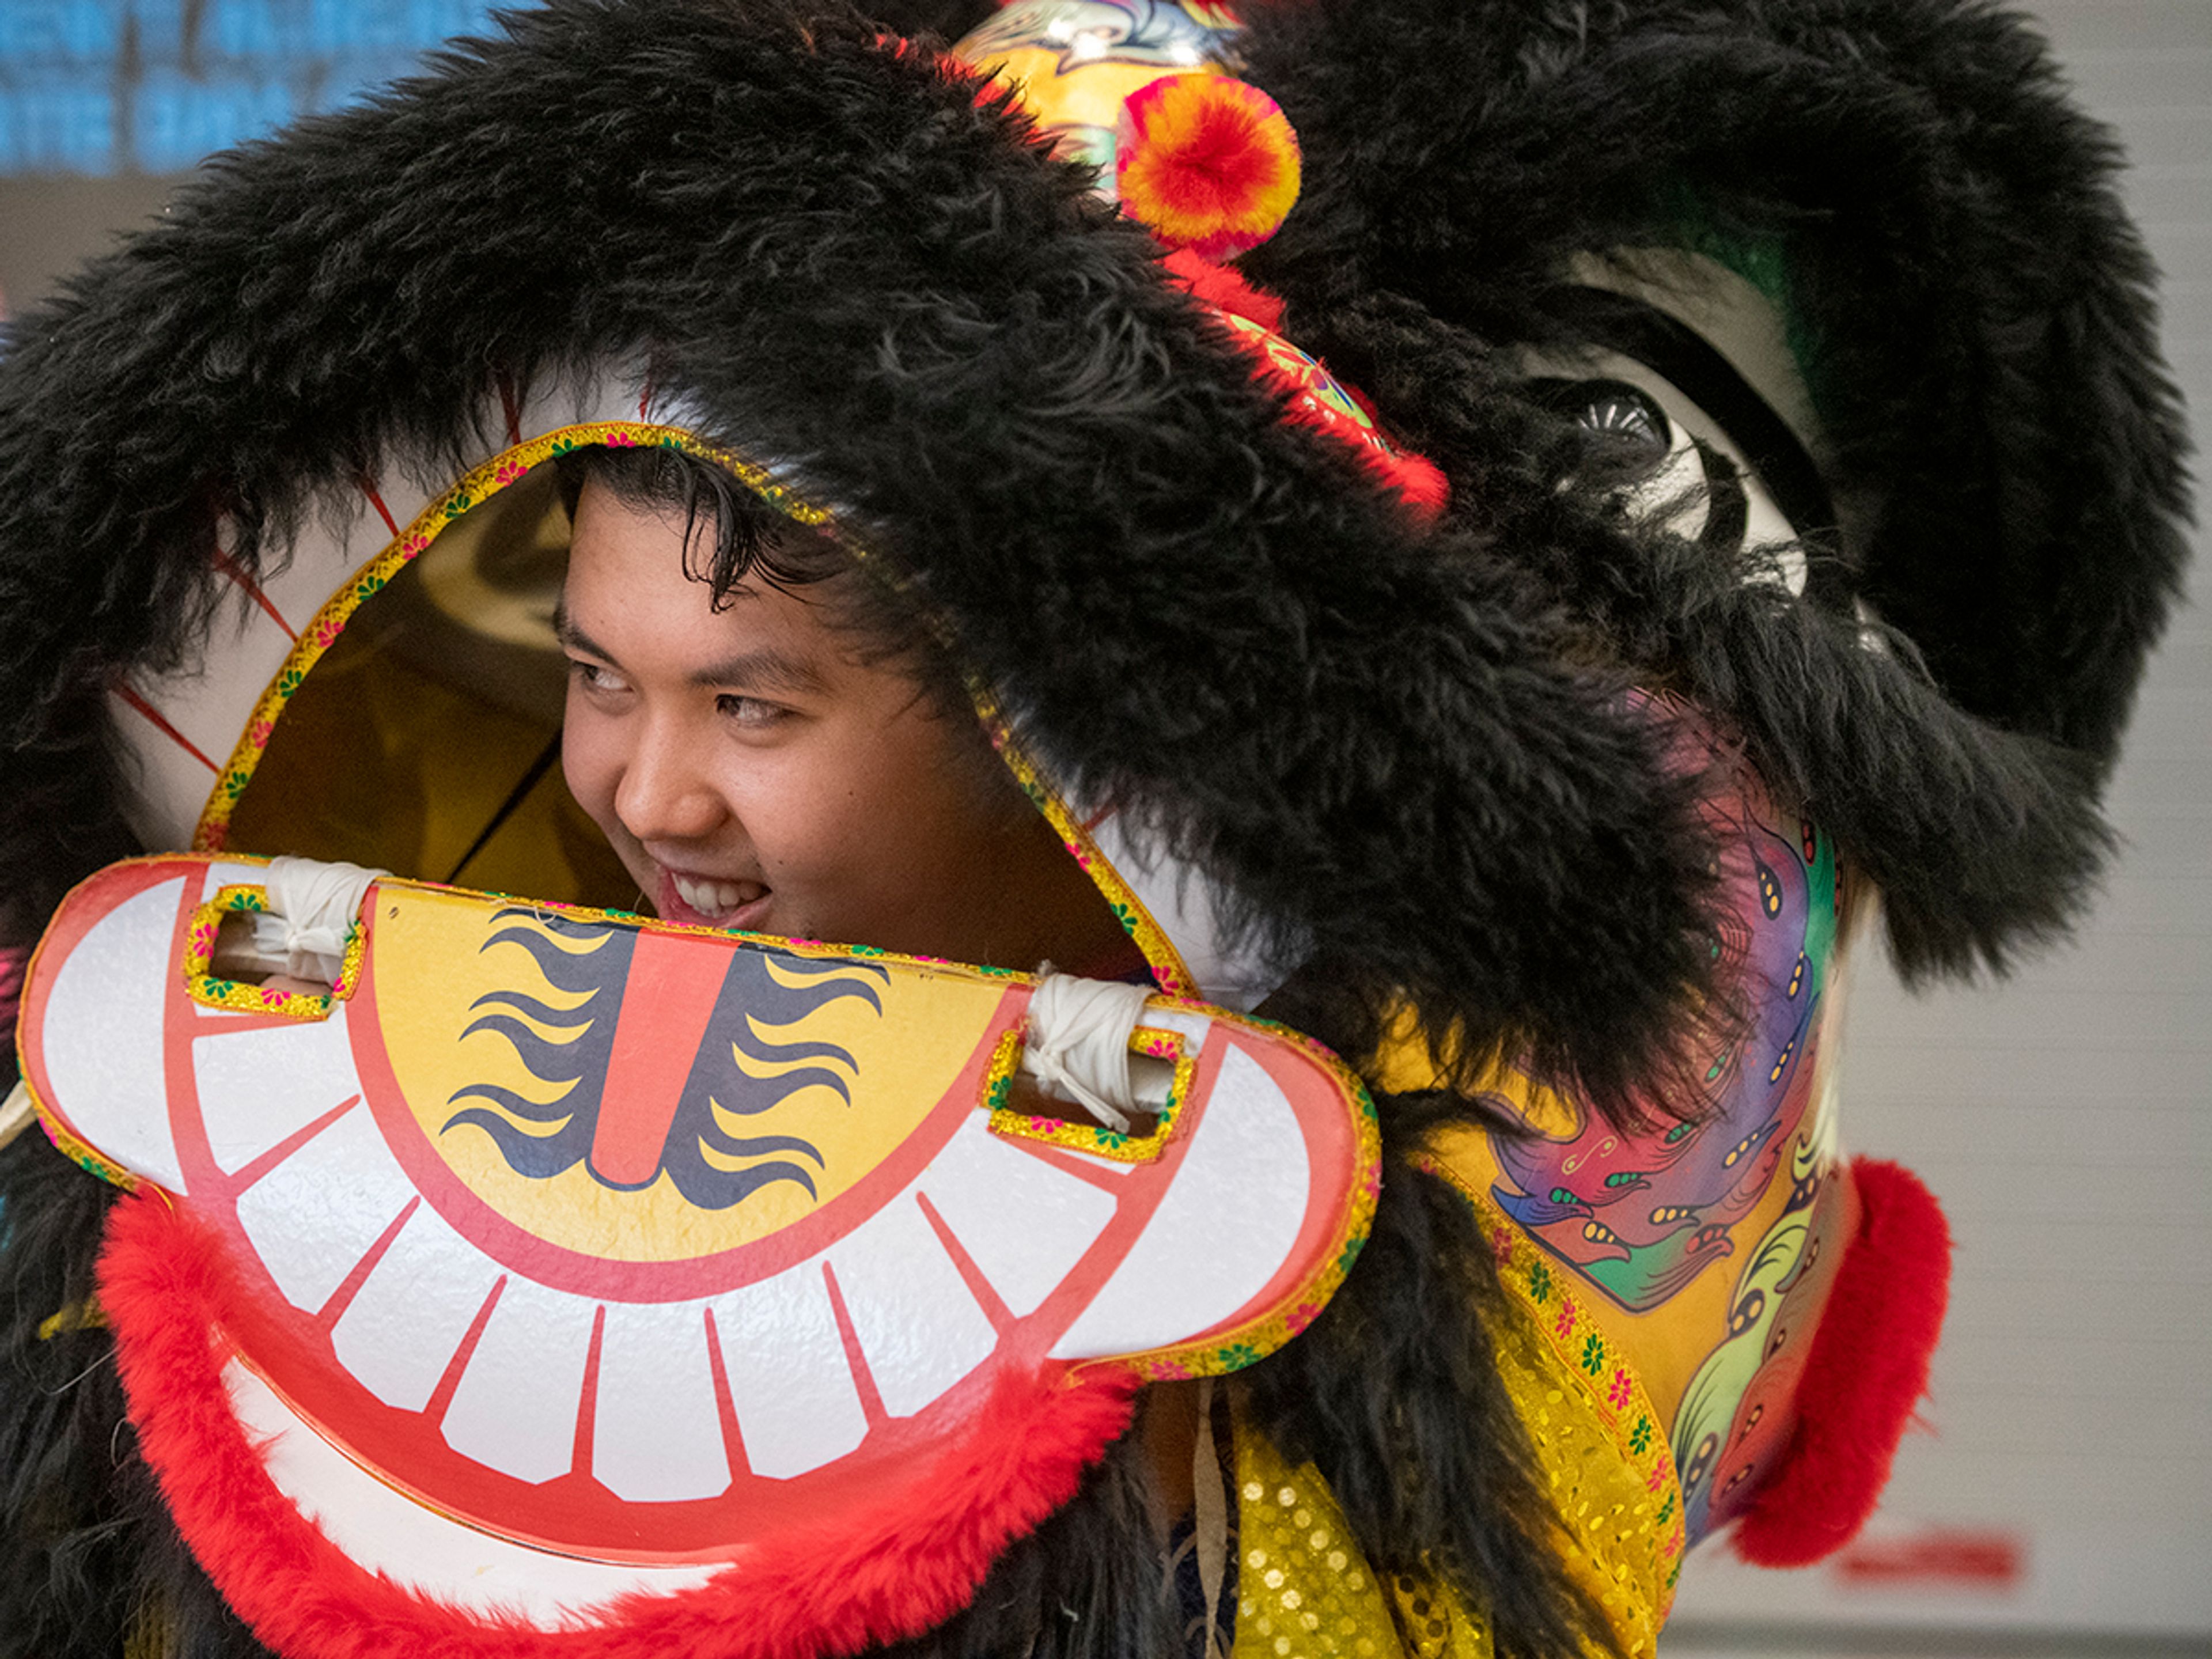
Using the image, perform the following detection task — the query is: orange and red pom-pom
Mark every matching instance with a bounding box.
[1115,73,1301,261]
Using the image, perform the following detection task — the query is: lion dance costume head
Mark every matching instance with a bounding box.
[0,3,2188,1658]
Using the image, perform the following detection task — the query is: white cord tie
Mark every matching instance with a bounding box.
[1018,973,1157,1134]
[246,856,386,984]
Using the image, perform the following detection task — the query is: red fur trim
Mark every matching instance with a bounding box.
[1162,247,1286,333]
[1368,450,1448,519]
[1732,1158,1952,1567]
[1162,252,1448,524]
[99,1191,1138,1659]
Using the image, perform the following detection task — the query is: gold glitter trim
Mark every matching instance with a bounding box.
[183,413,1203,1022]
[975,700,1199,998]
[1415,1153,1686,1650]
[191,422,827,855]
[984,1022,1197,1165]
[16,1071,138,1191]
[1100,1009,1381,1386]
[180,885,366,1020]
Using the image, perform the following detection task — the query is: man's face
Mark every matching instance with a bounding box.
[558,478,1089,968]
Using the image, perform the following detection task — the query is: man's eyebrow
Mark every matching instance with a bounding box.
[552,598,828,697]
[692,647,828,698]
[551,600,609,663]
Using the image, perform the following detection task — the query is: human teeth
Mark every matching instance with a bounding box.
[672,874,759,918]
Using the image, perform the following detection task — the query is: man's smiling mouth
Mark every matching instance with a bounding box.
[661,869,770,927]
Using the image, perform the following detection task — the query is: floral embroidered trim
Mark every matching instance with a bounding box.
[1115,1012,1381,1386]
[19,1074,138,1191]
[1415,1151,1688,1619]
[180,885,366,1020]
[187,417,1208,1012]
[192,422,821,855]
[984,1022,1198,1166]
[976,707,1200,999]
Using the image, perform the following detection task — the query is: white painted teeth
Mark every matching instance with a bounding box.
[672,874,757,918]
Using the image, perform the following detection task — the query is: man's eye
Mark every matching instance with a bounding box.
[567,659,628,694]
[715,694,789,726]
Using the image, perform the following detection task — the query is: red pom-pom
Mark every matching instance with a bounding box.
[1732,1158,1953,1567]
[1115,73,1301,260]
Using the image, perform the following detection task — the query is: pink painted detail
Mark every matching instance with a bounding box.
[112,682,221,775]
[358,476,400,538]
[211,548,298,641]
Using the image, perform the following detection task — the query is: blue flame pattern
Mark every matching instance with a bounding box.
[445,911,885,1210]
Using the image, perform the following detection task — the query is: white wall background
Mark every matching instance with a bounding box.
[1669,2,2212,1652]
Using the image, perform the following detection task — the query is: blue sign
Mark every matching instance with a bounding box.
[0,0,503,173]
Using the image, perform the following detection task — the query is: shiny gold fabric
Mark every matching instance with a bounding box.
[1231,1167,1684,1659]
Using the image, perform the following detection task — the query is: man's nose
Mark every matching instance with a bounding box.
[613,716,725,844]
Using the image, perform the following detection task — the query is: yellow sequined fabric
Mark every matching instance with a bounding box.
[1231,1163,1684,1659]
[1229,1403,1491,1659]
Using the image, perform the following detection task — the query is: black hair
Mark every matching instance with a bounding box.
[552,441,975,720]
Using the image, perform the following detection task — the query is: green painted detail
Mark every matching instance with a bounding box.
[1630,1416,1654,1455]
[1580,1333,1607,1376]
[1529,1261,1552,1303]
[1216,1342,1259,1369]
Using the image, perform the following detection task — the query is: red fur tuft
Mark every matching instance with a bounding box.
[98,1191,1139,1659]
[1732,1158,1952,1567]
[1161,247,1286,333]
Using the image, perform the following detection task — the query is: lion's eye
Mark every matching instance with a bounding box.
[1531,377,1675,479]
